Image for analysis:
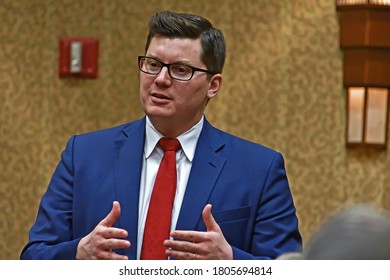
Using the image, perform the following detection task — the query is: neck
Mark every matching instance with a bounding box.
[148,115,203,138]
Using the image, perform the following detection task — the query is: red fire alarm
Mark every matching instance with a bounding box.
[59,37,99,78]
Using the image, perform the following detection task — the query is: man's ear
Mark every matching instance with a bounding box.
[207,74,222,99]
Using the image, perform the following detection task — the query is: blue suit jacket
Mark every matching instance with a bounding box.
[21,117,301,259]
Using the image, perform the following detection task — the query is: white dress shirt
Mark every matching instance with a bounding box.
[136,116,204,259]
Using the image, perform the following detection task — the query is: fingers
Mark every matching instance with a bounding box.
[169,230,204,243]
[102,238,131,251]
[98,201,129,250]
[165,204,232,260]
[101,226,128,239]
[164,239,202,260]
[100,201,121,227]
[79,201,130,260]
[96,249,130,260]
[164,238,197,252]
[165,248,200,260]
[89,226,130,260]
[165,230,208,260]
[202,204,220,232]
[96,201,128,239]
[165,203,218,256]
[106,252,129,260]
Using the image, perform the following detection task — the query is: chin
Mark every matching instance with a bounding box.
[145,108,174,119]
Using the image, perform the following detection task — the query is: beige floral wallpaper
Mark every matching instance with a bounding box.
[1,0,390,259]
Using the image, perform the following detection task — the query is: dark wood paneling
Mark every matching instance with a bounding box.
[344,49,390,87]
[340,9,390,48]
[338,5,390,87]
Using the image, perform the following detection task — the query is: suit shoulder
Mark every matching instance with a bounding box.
[215,128,282,158]
[75,118,144,141]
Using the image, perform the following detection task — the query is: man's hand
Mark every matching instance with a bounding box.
[76,201,131,260]
[163,204,233,260]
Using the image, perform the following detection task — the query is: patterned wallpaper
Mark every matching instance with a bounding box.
[1,0,390,259]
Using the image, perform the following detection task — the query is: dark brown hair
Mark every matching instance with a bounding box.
[145,10,226,74]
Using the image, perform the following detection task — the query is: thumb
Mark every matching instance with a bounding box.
[202,204,220,232]
[100,201,121,227]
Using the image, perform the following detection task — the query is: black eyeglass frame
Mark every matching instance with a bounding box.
[138,56,217,81]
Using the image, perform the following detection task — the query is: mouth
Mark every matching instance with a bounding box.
[150,92,171,104]
[151,92,170,99]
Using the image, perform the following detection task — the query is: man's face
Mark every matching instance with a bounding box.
[139,35,221,136]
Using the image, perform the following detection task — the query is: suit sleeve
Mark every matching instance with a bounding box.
[233,152,302,260]
[20,136,81,259]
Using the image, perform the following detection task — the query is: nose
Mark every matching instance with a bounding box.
[154,66,172,85]
[157,66,171,79]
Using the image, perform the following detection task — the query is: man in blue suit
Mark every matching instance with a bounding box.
[21,10,301,260]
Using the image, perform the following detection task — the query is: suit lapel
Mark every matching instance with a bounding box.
[176,120,226,231]
[114,118,146,259]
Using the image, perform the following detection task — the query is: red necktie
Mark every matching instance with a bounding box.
[141,138,181,260]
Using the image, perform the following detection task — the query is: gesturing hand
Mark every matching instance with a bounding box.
[76,201,131,260]
[163,204,233,260]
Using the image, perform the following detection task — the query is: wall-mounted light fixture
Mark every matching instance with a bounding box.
[336,0,390,149]
[347,87,389,148]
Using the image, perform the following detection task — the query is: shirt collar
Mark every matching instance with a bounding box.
[144,116,204,162]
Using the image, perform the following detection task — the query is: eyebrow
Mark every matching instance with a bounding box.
[146,55,194,67]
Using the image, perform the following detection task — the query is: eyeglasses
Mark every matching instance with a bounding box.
[138,56,217,81]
